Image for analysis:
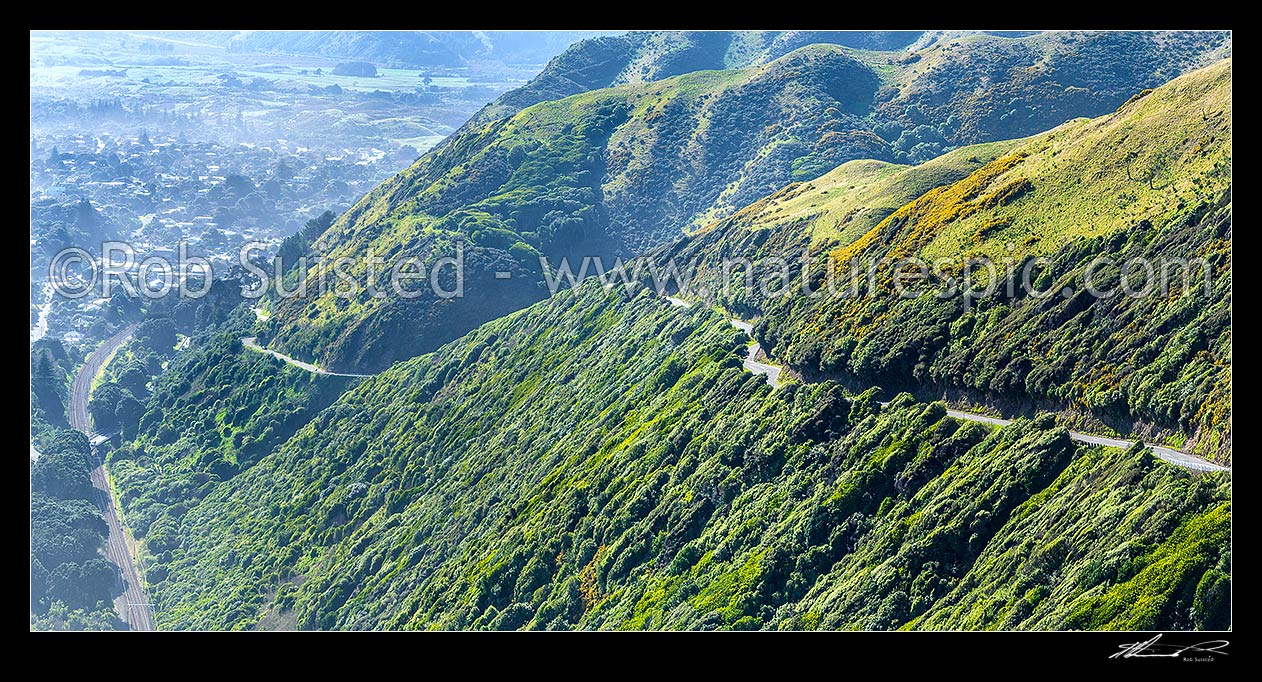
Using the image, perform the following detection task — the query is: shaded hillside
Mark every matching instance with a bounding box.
[468,30,924,127]
[467,30,1230,154]
[872,30,1231,151]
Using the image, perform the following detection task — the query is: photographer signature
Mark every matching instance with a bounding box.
[1111,634,1229,660]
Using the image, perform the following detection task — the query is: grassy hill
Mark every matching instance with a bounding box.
[657,58,1231,461]
[694,139,1025,248]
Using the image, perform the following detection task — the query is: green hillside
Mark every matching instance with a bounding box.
[94,36,1232,633]
[123,280,1229,630]
[106,308,361,553]
[263,32,1230,374]
[467,30,1229,142]
[659,58,1232,461]
[262,45,897,372]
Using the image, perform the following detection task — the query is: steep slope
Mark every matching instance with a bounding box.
[110,62,1232,629]
[264,33,1230,374]
[656,58,1232,461]
[100,36,1232,635]
[132,280,1229,631]
[106,308,360,549]
[262,45,895,372]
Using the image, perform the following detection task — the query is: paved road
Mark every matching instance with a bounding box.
[727,320,782,388]
[241,337,374,378]
[664,295,1228,473]
[935,407,1227,473]
[67,324,155,631]
[666,295,782,388]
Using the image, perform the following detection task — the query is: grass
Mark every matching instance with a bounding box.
[727,57,1233,266]
[920,58,1231,263]
[701,140,1024,247]
[706,57,1233,275]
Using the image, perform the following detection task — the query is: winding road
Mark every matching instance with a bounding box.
[666,295,783,388]
[246,295,1224,473]
[934,409,1228,472]
[241,337,374,378]
[727,319,782,388]
[67,323,155,631]
[244,307,373,377]
[663,295,1229,474]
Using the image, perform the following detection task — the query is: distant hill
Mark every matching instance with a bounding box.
[469,30,1230,149]
[466,30,925,127]
[224,30,619,68]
